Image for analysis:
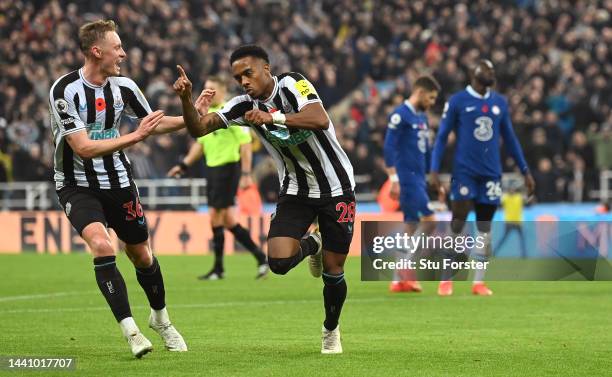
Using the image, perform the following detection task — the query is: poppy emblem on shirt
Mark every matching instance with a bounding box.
[481,104,489,113]
[95,98,106,111]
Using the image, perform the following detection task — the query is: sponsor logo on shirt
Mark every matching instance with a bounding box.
[265,129,313,147]
[87,122,119,140]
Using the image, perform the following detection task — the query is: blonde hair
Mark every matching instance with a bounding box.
[79,20,117,55]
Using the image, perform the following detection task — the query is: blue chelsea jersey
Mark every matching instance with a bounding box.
[431,85,528,178]
[384,100,431,186]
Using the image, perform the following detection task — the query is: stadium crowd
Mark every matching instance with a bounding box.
[0,0,610,203]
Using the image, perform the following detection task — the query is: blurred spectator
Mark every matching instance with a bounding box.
[533,157,562,203]
[0,0,610,204]
[587,122,612,171]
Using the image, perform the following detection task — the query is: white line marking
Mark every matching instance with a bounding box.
[0,297,395,314]
[0,291,97,303]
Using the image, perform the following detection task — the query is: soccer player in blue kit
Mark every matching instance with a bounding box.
[384,76,441,293]
[430,60,535,296]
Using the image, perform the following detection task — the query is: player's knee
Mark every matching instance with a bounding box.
[89,236,114,257]
[126,242,153,268]
[133,251,153,268]
[267,257,293,275]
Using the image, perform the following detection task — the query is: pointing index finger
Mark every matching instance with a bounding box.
[177,65,187,79]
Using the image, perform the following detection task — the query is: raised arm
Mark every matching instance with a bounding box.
[173,65,226,138]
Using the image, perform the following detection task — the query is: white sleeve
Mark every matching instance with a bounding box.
[115,77,152,119]
[214,95,252,128]
[49,83,86,137]
[278,73,322,112]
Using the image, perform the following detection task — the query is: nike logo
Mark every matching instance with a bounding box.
[466,106,476,112]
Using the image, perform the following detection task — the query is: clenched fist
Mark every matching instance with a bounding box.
[244,109,273,126]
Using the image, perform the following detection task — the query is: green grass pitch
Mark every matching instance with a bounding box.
[0,253,610,376]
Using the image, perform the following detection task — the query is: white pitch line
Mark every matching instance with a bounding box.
[0,291,98,303]
[0,297,395,315]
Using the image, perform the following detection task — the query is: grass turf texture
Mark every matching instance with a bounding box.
[0,254,610,377]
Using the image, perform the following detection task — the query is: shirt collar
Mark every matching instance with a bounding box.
[79,68,107,88]
[404,100,422,115]
[466,85,491,99]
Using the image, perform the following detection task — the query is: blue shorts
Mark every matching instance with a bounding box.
[399,184,433,222]
[450,174,501,205]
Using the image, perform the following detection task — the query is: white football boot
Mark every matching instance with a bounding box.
[148,308,188,352]
[120,317,153,358]
[321,325,343,354]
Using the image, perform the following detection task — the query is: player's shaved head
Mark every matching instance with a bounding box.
[473,59,496,88]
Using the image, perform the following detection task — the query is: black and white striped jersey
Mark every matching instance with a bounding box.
[49,69,152,190]
[215,72,355,198]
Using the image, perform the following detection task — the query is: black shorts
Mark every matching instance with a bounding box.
[268,193,356,254]
[207,162,240,209]
[57,184,149,245]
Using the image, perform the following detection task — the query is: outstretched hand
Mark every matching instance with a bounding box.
[173,65,193,100]
[194,88,216,115]
[135,110,164,141]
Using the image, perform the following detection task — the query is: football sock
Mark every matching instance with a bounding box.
[473,231,491,283]
[119,317,140,337]
[150,307,170,325]
[135,256,166,310]
[229,224,266,265]
[322,272,347,331]
[212,226,225,272]
[440,231,464,281]
[94,256,132,322]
